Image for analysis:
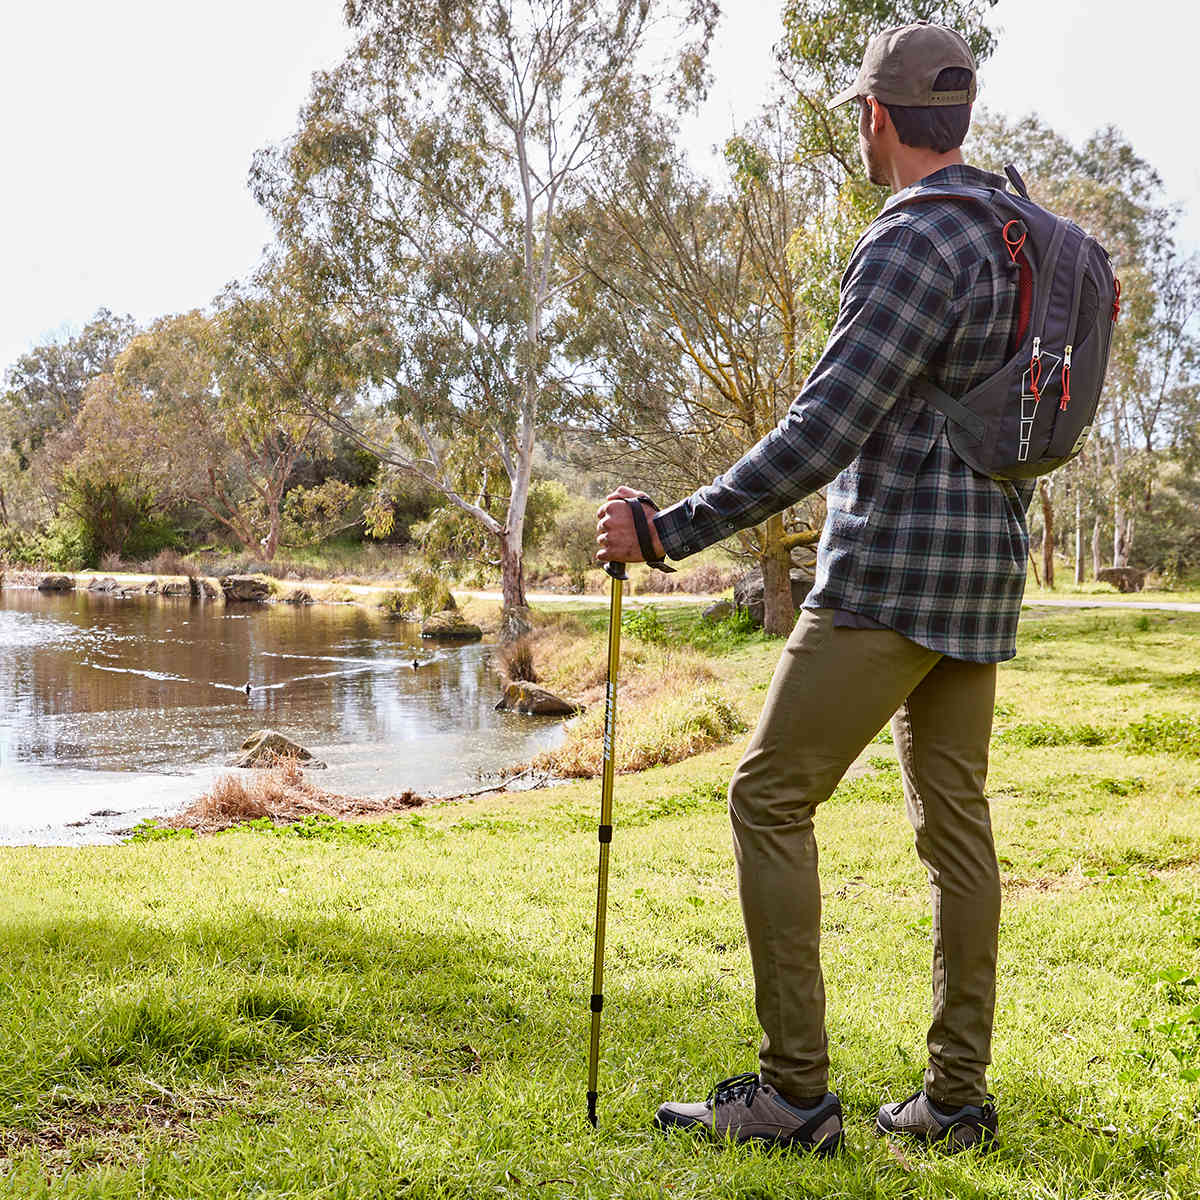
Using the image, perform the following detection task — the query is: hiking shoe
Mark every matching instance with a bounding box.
[875,1089,998,1152]
[654,1073,843,1156]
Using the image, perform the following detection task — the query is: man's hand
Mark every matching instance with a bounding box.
[595,487,666,566]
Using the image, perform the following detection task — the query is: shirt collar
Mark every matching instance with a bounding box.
[882,163,1009,212]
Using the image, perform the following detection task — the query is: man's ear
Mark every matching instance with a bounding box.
[863,95,888,138]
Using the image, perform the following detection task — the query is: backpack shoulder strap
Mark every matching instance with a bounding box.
[912,378,987,443]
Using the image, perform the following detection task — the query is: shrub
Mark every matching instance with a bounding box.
[147,547,197,577]
[622,605,670,644]
[407,566,456,616]
[379,589,414,618]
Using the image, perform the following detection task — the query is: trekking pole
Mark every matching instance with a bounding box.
[587,554,626,1128]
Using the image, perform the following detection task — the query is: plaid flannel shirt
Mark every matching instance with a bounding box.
[652,164,1036,663]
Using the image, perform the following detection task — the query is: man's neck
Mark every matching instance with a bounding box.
[888,148,965,193]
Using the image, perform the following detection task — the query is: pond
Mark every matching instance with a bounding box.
[0,587,565,845]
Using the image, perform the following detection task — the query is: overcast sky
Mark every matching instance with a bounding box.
[2,0,1196,372]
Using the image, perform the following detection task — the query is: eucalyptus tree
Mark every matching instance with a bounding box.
[112,300,340,562]
[250,0,716,612]
[0,309,137,527]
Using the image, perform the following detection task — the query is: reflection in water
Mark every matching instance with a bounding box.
[0,588,565,844]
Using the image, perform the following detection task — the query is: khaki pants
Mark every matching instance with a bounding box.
[729,608,999,1107]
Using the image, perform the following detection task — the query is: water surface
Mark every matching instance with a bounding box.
[0,588,563,844]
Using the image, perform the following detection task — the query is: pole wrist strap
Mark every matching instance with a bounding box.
[625,496,675,574]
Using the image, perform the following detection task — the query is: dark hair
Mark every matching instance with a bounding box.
[880,67,974,153]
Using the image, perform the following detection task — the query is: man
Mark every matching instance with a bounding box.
[596,22,1036,1154]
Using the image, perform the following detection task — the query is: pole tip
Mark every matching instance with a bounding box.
[587,1091,598,1127]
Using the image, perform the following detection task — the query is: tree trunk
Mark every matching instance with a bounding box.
[1074,487,1084,584]
[499,531,527,612]
[760,513,795,638]
[262,504,280,561]
[1038,479,1055,590]
[1113,501,1129,568]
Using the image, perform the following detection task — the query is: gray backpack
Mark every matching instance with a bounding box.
[896,164,1120,480]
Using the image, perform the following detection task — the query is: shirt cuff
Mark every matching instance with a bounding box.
[651,501,700,562]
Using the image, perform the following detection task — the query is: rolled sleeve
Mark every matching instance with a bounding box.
[651,221,957,560]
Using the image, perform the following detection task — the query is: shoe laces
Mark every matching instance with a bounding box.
[708,1072,760,1109]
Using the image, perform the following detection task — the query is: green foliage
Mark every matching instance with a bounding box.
[405,565,456,617]
[0,524,46,566]
[127,820,196,844]
[280,479,360,547]
[622,605,670,644]
[1122,714,1200,757]
[377,589,413,618]
[996,720,1109,748]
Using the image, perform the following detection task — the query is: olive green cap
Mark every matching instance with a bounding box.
[827,21,977,110]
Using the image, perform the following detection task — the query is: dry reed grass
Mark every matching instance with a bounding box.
[498,637,538,683]
[170,758,425,833]
[531,682,745,778]
[512,614,741,777]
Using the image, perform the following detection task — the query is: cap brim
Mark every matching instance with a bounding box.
[827,84,861,110]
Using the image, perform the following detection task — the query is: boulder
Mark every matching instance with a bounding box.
[227,729,327,769]
[733,566,815,629]
[702,599,734,624]
[143,580,159,595]
[494,681,579,716]
[159,579,190,597]
[220,575,271,603]
[37,574,74,592]
[421,609,483,640]
[281,588,314,605]
[1097,566,1146,593]
[87,576,120,593]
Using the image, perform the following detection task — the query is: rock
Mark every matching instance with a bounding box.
[1097,566,1146,593]
[702,599,734,624]
[227,729,327,769]
[733,566,816,629]
[281,589,314,605]
[200,579,219,600]
[89,808,121,817]
[37,574,74,592]
[87,576,120,593]
[494,681,579,716]
[499,605,534,643]
[159,579,190,597]
[220,575,271,603]
[143,580,159,595]
[421,609,483,640]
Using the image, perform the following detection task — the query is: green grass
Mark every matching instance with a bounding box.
[3,611,1200,1196]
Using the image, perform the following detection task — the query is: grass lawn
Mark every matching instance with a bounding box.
[2,610,1200,1197]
